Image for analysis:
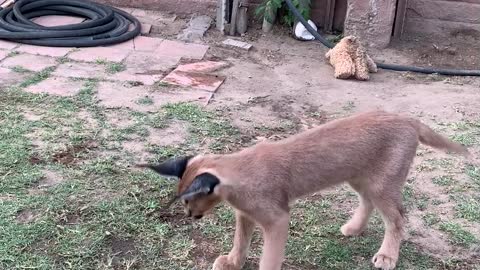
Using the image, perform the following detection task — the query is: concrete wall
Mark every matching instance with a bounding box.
[404,0,480,37]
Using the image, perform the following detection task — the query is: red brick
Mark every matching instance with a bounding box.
[154,40,208,60]
[0,40,19,50]
[176,61,228,72]
[0,54,57,72]
[161,69,225,92]
[68,47,130,62]
[24,77,84,96]
[16,44,73,57]
[32,15,85,27]
[53,62,108,79]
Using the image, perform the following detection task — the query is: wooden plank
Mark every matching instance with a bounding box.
[393,0,408,38]
[324,0,336,32]
[229,0,240,35]
[407,0,480,24]
[333,0,347,31]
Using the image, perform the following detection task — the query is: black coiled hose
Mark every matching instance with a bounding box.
[284,0,480,76]
[0,0,141,47]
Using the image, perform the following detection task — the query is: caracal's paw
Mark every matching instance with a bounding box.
[372,252,397,270]
[212,255,240,270]
[340,222,365,236]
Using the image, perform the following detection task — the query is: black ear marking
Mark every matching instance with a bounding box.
[136,155,193,178]
[180,173,220,201]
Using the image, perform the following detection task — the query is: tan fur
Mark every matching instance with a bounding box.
[325,35,378,81]
[170,111,470,270]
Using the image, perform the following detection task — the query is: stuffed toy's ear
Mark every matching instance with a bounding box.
[179,173,220,201]
[135,156,193,179]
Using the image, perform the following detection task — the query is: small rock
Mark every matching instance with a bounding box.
[222,39,252,50]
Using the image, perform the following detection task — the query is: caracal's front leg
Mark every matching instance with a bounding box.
[258,212,290,270]
[213,211,255,270]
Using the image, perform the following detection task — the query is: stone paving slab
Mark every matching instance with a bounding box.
[0,50,8,61]
[102,36,163,52]
[140,24,152,35]
[160,60,227,92]
[124,51,180,73]
[53,62,108,80]
[97,81,212,111]
[68,47,130,63]
[161,70,225,92]
[15,44,73,57]
[176,61,229,73]
[0,67,29,88]
[54,60,163,85]
[32,15,85,27]
[24,77,84,96]
[110,70,163,86]
[177,15,212,42]
[133,36,163,51]
[0,40,19,50]
[0,53,57,72]
[128,23,152,35]
[154,40,208,60]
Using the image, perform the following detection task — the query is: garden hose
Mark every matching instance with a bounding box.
[0,0,141,47]
[284,0,480,76]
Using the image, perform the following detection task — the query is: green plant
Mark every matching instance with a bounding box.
[255,0,311,26]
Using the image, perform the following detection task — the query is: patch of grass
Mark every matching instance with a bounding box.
[11,66,30,73]
[19,67,55,88]
[450,133,477,146]
[162,103,240,151]
[465,164,480,188]
[446,121,480,146]
[422,213,440,226]
[439,222,477,247]
[432,175,456,186]
[56,56,70,64]
[0,82,476,270]
[416,193,430,211]
[7,51,19,57]
[95,59,126,74]
[105,62,126,74]
[454,196,480,222]
[136,96,154,106]
[342,101,355,111]
[156,81,170,87]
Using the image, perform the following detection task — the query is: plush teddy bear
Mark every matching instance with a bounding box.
[325,35,377,81]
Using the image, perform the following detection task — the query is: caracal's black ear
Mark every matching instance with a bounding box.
[179,173,220,201]
[135,156,194,179]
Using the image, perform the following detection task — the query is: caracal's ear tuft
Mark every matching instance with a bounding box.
[179,173,220,201]
[135,155,194,178]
